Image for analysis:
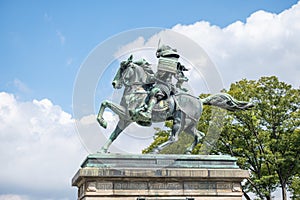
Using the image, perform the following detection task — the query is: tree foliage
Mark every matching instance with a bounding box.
[142,126,170,154]
[142,121,194,154]
[290,174,300,200]
[143,76,300,200]
[215,76,300,200]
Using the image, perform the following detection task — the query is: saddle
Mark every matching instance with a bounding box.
[129,99,170,127]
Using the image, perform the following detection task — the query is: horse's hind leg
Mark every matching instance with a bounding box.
[184,120,205,154]
[98,119,131,153]
[151,111,183,154]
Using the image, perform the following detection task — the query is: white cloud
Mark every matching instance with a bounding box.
[0,194,29,200]
[172,1,300,88]
[113,1,300,93]
[3,2,300,199]
[114,36,148,58]
[0,92,86,199]
[0,90,158,198]
[112,32,216,96]
[75,111,160,154]
[0,92,155,199]
[82,2,300,160]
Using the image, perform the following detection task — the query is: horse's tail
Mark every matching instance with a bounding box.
[201,93,254,112]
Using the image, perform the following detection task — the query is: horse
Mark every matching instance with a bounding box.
[96,55,253,154]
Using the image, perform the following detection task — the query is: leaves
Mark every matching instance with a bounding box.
[143,76,300,199]
[216,76,300,199]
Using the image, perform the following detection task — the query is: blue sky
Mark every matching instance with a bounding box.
[1,1,300,200]
[0,0,298,113]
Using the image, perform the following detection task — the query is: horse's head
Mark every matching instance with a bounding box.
[112,55,153,89]
[112,55,133,89]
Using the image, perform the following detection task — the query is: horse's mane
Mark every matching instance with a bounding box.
[129,60,155,86]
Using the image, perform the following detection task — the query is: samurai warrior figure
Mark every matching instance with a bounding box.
[137,44,189,121]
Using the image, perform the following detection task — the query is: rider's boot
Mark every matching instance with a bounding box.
[139,97,157,121]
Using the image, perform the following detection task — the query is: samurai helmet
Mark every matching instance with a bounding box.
[156,44,180,58]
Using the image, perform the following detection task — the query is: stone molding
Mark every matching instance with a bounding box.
[72,154,249,200]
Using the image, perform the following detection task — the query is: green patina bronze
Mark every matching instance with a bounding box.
[96,44,254,154]
[81,153,239,169]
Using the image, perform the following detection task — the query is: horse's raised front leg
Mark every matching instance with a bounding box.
[98,120,131,154]
[97,100,127,128]
[151,111,183,154]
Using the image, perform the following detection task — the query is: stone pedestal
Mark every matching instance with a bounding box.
[72,154,248,200]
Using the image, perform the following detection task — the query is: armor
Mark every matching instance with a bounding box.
[156,45,179,73]
[137,44,189,122]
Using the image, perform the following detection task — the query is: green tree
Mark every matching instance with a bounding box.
[143,94,212,154]
[143,76,300,200]
[288,128,300,200]
[142,121,194,154]
[211,76,300,200]
[290,174,300,200]
[142,126,170,154]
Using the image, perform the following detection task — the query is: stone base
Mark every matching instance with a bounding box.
[72,154,248,200]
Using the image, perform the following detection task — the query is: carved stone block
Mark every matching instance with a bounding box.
[72,154,248,200]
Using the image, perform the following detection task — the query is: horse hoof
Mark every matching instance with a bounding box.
[185,150,192,155]
[101,121,108,129]
[97,117,107,129]
[149,149,160,154]
[97,148,108,154]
